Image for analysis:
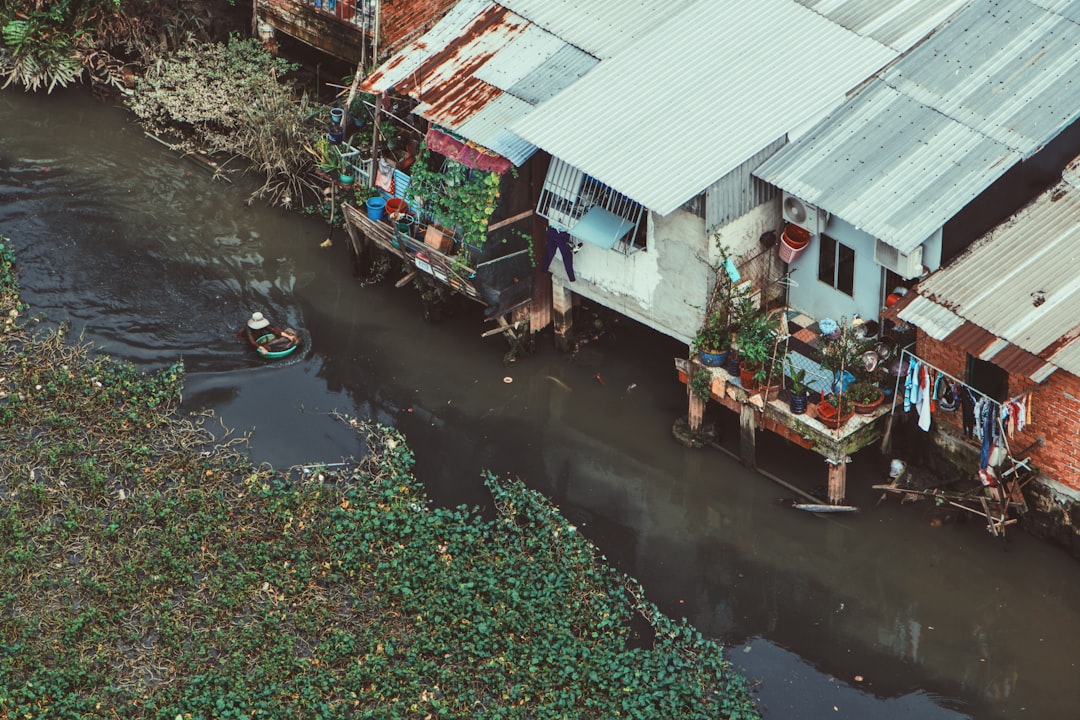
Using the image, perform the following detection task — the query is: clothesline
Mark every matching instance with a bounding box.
[895,347,1035,477]
[897,347,1031,409]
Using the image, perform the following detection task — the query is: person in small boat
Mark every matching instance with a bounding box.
[245,312,298,355]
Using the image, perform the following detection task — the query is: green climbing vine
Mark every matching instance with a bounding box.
[405,144,501,251]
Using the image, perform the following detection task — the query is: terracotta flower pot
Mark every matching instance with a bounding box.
[851,387,885,414]
[739,361,760,391]
[817,400,854,429]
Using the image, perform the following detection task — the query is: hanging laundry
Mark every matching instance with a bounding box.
[961,388,977,437]
[904,359,921,413]
[1014,396,1027,433]
[978,404,996,470]
[917,365,933,431]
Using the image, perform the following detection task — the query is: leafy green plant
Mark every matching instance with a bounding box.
[735,301,779,369]
[690,366,712,400]
[695,239,753,355]
[405,145,501,251]
[847,379,883,405]
[0,16,84,92]
[786,360,809,396]
[818,320,871,375]
[0,238,761,720]
[129,37,320,208]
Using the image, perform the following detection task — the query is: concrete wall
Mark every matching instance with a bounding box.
[786,216,882,324]
[547,203,776,345]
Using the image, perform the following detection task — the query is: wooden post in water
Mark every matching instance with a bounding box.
[739,403,757,470]
[827,457,848,504]
[552,281,574,352]
[688,388,705,433]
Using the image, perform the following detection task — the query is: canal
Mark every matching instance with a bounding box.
[2,87,1079,720]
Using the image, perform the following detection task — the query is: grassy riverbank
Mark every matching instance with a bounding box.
[0,238,759,718]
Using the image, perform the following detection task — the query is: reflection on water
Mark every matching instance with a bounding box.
[4,87,1080,720]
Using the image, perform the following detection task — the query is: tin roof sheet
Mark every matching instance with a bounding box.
[796,0,972,52]
[897,294,964,339]
[905,173,1080,377]
[362,0,600,166]
[512,0,897,216]
[755,83,1020,254]
[754,0,1080,253]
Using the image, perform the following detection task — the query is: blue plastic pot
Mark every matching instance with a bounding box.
[366,196,386,221]
[699,350,728,367]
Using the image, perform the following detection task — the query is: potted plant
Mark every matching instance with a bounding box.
[847,379,885,414]
[817,393,854,429]
[735,298,779,391]
[694,239,754,368]
[786,361,810,415]
[693,310,731,367]
[818,320,871,392]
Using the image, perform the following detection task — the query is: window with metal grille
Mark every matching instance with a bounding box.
[536,157,646,255]
[818,234,855,296]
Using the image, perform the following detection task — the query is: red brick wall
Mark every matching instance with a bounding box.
[917,330,1080,490]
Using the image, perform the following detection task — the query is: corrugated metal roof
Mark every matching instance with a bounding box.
[903,173,1080,378]
[512,0,897,216]
[361,0,599,167]
[505,43,597,104]
[897,294,964,339]
[796,0,972,52]
[883,0,1080,154]
[755,0,1080,253]
[755,83,1021,254]
[495,0,697,60]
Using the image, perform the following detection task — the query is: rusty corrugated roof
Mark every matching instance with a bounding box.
[362,0,595,166]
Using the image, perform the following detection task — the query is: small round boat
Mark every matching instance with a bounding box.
[252,330,300,358]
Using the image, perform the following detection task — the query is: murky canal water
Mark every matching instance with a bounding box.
[3,88,1079,720]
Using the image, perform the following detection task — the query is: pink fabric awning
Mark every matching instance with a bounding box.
[424,128,512,174]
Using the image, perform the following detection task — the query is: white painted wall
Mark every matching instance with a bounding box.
[547,204,776,344]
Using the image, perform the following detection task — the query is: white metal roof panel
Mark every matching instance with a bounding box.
[915,175,1080,376]
[472,22,566,90]
[495,0,697,60]
[450,93,538,165]
[754,0,1080,253]
[506,43,598,105]
[897,295,965,339]
[797,0,973,52]
[512,0,895,216]
[754,82,1021,254]
[881,0,1080,154]
[1029,0,1080,22]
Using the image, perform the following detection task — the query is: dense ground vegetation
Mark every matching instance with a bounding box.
[0,237,759,717]
[0,0,227,92]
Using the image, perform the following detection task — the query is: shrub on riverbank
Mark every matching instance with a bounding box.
[0,239,759,718]
[129,36,324,209]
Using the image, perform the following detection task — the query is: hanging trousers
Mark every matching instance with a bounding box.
[541,227,576,282]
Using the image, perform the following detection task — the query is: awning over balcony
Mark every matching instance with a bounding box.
[424,127,513,174]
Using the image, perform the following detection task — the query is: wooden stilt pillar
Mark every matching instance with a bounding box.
[739,403,757,470]
[827,458,848,504]
[552,281,574,352]
[688,390,705,433]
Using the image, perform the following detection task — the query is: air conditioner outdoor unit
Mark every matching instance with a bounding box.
[874,239,924,279]
[782,192,822,234]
